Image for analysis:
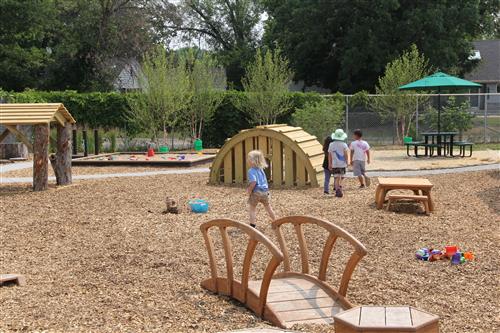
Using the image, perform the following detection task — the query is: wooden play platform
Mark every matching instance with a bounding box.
[200,216,367,328]
[209,125,324,187]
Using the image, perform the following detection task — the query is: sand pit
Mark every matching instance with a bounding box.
[0,170,498,332]
[72,152,215,167]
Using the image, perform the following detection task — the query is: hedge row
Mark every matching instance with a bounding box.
[0,90,324,147]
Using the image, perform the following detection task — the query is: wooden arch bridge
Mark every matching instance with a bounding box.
[209,125,324,187]
[200,215,367,328]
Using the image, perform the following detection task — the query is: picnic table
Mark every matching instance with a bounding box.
[375,178,434,211]
[422,131,458,156]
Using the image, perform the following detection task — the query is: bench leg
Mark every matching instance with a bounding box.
[375,186,386,209]
[423,200,430,215]
[422,190,435,212]
[467,145,473,157]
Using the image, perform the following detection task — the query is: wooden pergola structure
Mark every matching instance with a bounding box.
[0,103,76,191]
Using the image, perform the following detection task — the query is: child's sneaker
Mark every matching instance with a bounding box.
[324,191,330,195]
[359,185,366,189]
[364,176,371,187]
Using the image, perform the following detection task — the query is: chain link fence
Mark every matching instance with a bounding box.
[340,93,500,145]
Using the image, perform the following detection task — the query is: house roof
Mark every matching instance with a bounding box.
[113,59,142,90]
[465,39,500,83]
[0,103,76,126]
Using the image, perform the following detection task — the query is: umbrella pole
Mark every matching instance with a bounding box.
[437,88,442,156]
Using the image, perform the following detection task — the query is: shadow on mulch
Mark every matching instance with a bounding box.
[0,185,32,196]
[478,186,500,214]
[386,202,428,215]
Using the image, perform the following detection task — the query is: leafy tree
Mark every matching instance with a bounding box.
[0,0,57,91]
[187,52,226,140]
[129,47,192,146]
[374,45,430,144]
[163,0,264,88]
[239,48,293,125]
[263,0,499,92]
[292,95,345,140]
[425,97,475,140]
[0,0,158,91]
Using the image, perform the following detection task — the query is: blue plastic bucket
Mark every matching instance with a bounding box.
[189,199,209,213]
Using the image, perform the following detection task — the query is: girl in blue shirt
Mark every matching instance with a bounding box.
[247,150,276,228]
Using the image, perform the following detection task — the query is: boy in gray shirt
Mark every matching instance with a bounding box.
[349,129,371,188]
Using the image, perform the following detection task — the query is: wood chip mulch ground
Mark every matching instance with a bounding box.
[0,170,498,332]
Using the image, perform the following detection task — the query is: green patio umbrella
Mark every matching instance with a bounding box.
[398,71,481,133]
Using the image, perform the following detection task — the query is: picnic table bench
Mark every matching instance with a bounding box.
[375,178,434,212]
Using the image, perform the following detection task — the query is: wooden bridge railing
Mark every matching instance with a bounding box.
[200,219,284,316]
[272,215,367,298]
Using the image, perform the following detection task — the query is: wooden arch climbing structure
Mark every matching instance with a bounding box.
[209,125,324,187]
[0,103,76,191]
[200,215,368,328]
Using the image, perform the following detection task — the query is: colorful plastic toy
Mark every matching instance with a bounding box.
[445,245,457,257]
[188,199,209,213]
[415,246,474,265]
[451,252,462,265]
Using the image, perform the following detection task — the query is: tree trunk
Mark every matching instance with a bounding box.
[50,123,72,186]
[33,124,49,191]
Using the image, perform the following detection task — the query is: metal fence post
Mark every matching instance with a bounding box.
[484,93,488,143]
[415,97,419,138]
[345,95,349,134]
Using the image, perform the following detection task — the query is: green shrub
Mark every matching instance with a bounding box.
[0,89,337,147]
[292,93,345,140]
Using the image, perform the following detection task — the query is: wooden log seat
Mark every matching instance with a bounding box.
[386,194,430,215]
[200,215,367,329]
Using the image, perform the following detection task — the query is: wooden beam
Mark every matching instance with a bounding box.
[4,125,33,152]
[33,124,49,191]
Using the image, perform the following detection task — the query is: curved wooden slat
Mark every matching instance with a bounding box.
[318,234,338,281]
[219,226,234,295]
[294,224,310,274]
[338,252,364,297]
[201,228,218,292]
[241,239,258,303]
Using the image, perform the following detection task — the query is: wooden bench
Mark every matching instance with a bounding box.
[386,194,430,215]
[200,216,367,329]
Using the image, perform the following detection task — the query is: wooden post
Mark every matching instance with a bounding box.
[72,128,78,155]
[50,122,72,186]
[33,124,49,191]
[94,129,99,155]
[82,129,88,157]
